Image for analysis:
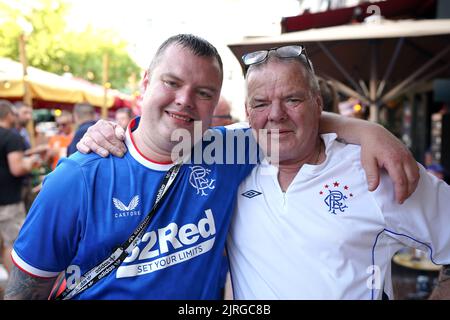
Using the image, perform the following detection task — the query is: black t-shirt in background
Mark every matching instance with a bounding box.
[0,127,26,205]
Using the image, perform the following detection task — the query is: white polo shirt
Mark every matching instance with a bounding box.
[227,133,450,300]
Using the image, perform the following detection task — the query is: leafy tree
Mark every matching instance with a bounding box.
[0,0,141,90]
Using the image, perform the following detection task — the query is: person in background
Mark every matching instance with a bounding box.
[0,100,40,274]
[338,97,367,119]
[13,102,50,157]
[317,77,339,114]
[115,108,133,130]
[66,103,96,156]
[13,102,33,149]
[424,148,434,167]
[48,111,74,170]
[426,163,446,181]
[211,96,234,127]
[12,102,49,212]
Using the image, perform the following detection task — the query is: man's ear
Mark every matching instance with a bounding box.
[245,102,252,125]
[141,70,150,90]
[245,102,250,118]
[315,94,323,113]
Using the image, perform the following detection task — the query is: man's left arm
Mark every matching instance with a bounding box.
[372,165,450,299]
[319,111,419,204]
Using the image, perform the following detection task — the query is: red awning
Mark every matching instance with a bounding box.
[281,0,436,33]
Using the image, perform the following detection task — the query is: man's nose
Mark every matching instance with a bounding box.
[175,87,195,109]
[268,101,287,122]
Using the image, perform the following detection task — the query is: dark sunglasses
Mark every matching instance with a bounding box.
[241,45,313,72]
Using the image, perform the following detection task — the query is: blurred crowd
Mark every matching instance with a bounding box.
[0,100,135,282]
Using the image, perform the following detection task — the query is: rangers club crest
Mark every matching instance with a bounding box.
[189,166,215,196]
[319,181,353,214]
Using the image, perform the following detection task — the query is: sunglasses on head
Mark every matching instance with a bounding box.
[241,45,313,73]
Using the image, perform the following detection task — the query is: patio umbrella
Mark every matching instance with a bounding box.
[228,19,450,121]
[0,57,115,108]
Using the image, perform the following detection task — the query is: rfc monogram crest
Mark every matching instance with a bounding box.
[189,166,215,196]
[318,181,353,214]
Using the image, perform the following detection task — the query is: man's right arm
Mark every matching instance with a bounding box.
[7,151,39,177]
[5,131,39,177]
[4,266,56,300]
[7,159,86,300]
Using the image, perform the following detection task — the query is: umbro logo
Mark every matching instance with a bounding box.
[241,190,262,199]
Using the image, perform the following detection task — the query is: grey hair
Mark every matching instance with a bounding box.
[245,54,320,95]
[73,103,95,120]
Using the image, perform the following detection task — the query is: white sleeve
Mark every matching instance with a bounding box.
[371,164,450,264]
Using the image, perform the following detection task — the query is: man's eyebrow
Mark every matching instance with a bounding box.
[161,73,182,81]
[285,90,307,97]
[250,97,269,104]
[162,73,219,93]
[200,86,219,93]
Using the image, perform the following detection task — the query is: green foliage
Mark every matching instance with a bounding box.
[0,0,141,90]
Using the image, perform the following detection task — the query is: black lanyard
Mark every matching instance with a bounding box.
[56,163,182,300]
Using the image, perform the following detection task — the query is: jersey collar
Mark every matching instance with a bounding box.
[125,117,175,171]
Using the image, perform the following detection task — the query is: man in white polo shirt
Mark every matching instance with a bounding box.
[226,45,450,300]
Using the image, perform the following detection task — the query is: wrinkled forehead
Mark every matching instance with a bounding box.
[247,57,322,100]
[247,55,307,77]
[246,59,309,89]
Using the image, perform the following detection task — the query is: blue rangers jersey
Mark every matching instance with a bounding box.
[13,118,255,299]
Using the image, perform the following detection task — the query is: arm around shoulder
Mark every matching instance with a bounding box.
[76,119,127,157]
[319,111,419,203]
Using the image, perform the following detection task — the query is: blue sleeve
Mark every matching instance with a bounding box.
[209,126,257,181]
[13,158,87,275]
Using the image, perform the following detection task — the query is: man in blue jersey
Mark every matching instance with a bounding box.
[6,34,419,300]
